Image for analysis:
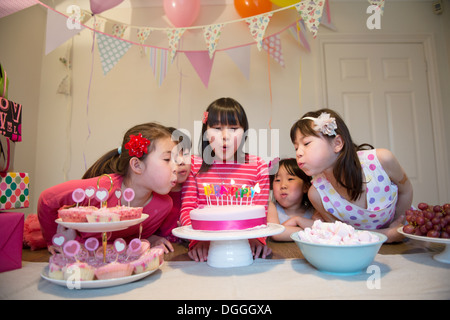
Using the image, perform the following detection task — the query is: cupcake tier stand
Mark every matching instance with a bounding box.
[397,227,450,264]
[41,214,160,289]
[172,223,285,268]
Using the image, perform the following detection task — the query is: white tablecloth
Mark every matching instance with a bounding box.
[1,253,449,300]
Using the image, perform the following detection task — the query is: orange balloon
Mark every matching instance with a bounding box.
[234,0,272,18]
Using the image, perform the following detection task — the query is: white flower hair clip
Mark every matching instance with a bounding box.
[302,112,337,136]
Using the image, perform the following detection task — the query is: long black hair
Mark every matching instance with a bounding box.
[198,97,249,173]
[290,108,373,201]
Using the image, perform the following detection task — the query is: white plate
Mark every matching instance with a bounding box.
[40,263,161,289]
[55,214,149,232]
[397,227,450,264]
[397,226,450,244]
[172,223,285,241]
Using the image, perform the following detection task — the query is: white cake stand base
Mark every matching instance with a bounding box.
[172,223,285,268]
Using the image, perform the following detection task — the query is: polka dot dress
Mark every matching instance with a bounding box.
[312,149,398,229]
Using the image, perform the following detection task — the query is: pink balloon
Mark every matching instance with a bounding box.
[164,0,201,28]
[90,0,124,15]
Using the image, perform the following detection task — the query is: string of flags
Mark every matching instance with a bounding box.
[3,0,336,88]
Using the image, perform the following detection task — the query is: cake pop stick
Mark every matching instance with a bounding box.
[95,187,109,208]
[114,238,127,255]
[85,186,95,206]
[114,189,122,205]
[52,233,67,255]
[123,188,135,206]
[84,237,99,260]
[63,240,81,261]
[125,238,142,261]
[72,188,85,208]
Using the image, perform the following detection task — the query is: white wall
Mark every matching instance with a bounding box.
[0,0,449,214]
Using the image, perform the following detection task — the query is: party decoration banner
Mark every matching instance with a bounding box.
[263,33,285,67]
[368,0,385,15]
[225,46,251,80]
[185,51,215,88]
[148,47,170,87]
[203,24,224,59]
[288,20,310,52]
[96,33,132,75]
[245,12,273,51]
[112,23,128,38]
[0,0,37,19]
[294,0,325,38]
[45,8,85,55]
[167,28,186,63]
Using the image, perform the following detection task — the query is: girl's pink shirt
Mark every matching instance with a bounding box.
[179,154,270,247]
[37,173,173,246]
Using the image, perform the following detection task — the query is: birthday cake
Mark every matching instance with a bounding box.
[190,205,267,231]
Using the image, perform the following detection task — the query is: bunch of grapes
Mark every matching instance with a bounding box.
[403,203,450,238]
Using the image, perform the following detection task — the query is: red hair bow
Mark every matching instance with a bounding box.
[124,133,150,158]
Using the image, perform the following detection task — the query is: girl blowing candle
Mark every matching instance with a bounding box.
[180,97,271,262]
[290,109,412,243]
[38,123,178,253]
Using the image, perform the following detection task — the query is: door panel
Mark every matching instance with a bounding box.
[323,43,438,204]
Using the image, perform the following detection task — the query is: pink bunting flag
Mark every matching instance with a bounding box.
[245,12,273,51]
[0,0,37,19]
[263,34,285,67]
[184,51,215,88]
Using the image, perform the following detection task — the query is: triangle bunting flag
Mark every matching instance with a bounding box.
[96,33,132,75]
[185,51,215,88]
[167,28,186,63]
[295,0,325,38]
[148,47,170,87]
[263,34,285,67]
[225,46,251,80]
[245,12,273,51]
[203,24,224,59]
[288,20,310,52]
[45,8,85,55]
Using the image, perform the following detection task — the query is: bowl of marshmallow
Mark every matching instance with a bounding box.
[291,220,387,275]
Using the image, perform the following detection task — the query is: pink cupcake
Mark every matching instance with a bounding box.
[86,207,120,223]
[48,254,68,280]
[95,262,133,280]
[110,206,143,221]
[63,262,95,281]
[130,252,159,274]
[58,205,98,222]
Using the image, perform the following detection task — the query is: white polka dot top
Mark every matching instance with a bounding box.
[312,149,398,230]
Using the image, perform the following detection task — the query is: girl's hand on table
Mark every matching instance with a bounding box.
[188,241,210,262]
[148,234,174,253]
[249,238,272,259]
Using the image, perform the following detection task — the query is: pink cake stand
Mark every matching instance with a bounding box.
[172,223,285,268]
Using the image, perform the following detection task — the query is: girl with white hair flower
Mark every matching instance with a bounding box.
[290,108,413,243]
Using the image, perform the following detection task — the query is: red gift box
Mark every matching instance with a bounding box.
[0,212,24,272]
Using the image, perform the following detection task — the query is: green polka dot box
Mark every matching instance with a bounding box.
[0,172,29,210]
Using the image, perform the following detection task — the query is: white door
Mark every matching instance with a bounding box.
[323,42,439,205]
